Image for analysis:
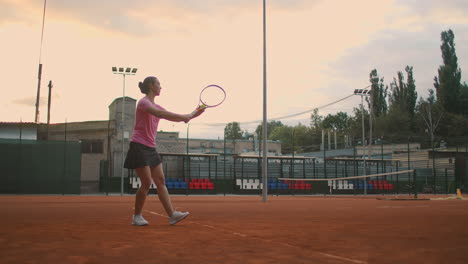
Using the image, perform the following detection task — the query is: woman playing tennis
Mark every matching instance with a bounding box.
[124,76,204,226]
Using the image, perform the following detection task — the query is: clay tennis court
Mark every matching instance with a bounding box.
[1,195,468,264]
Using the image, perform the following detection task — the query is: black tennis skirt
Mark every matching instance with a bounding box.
[124,141,162,169]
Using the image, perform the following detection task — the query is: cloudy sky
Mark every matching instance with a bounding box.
[1,0,467,139]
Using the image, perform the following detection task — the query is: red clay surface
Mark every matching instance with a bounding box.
[1,195,468,264]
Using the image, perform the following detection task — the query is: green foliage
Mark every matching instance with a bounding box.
[374,108,412,141]
[436,112,468,142]
[405,66,418,118]
[434,29,463,114]
[322,112,351,133]
[269,123,318,154]
[255,120,284,140]
[388,66,417,118]
[221,30,468,150]
[224,122,243,140]
[369,69,388,117]
[309,108,322,129]
[460,82,468,116]
[347,107,368,140]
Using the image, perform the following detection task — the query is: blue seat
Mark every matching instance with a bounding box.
[180,182,187,189]
[166,182,174,189]
[173,182,180,189]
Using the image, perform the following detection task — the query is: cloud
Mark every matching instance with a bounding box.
[329,23,468,102]
[0,0,319,37]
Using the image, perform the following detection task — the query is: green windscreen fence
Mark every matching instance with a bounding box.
[0,139,81,194]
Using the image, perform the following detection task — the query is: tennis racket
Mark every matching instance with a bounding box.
[196,84,226,111]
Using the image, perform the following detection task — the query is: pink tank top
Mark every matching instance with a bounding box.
[131,97,165,148]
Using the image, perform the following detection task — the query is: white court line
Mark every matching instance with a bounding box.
[376,205,429,209]
[319,252,367,264]
[146,210,367,264]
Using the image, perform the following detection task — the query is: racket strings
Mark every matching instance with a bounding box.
[200,86,225,107]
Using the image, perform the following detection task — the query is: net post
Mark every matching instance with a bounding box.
[413,170,418,199]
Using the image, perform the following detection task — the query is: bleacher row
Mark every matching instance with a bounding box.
[337,180,394,190]
[236,179,312,190]
[236,179,395,191]
[130,178,215,190]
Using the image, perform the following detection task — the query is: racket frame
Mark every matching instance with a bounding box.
[197,84,226,110]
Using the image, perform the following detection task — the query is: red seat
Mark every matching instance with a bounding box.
[194,183,201,189]
[204,179,210,183]
[208,183,214,189]
[305,184,312,190]
[294,184,300,189]
[300,183,306,190]
[201,183,207,189]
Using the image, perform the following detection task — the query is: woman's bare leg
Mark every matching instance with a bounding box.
[134,166,152,215]
[150,164,174,216]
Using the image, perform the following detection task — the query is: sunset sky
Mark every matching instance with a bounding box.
[1,0,467,139]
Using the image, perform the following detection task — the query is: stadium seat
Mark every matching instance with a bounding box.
[208,182,214,189]
[166,182,174,189]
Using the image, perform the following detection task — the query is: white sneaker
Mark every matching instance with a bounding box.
[132,215,149,226]
[169,211,189,225]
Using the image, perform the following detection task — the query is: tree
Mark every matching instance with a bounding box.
[460,82,468,116]
[388,66,417,117]
[405,66,418,118]
[255,120,283,140]
[269,123,312,154]
[369,69,388,117]
[434,29,462,114]
[224,122,243,140]
[416,90,443,148]
[389,71,407,112]
[309,108,322,129]
[321,112,351,133]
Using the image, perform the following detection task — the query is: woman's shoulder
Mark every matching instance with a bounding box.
[138,97,165,110]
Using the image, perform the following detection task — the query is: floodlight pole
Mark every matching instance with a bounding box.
[354,86,371,195]
[368,86,373,163]
[261,0,268,202]
[113,67,137,196]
